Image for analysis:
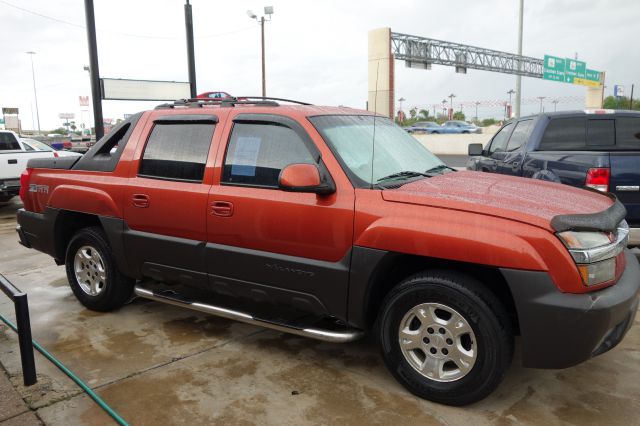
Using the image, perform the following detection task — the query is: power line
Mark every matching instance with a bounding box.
[0,0,255,40]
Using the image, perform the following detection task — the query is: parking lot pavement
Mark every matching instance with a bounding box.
[1,198,640,425]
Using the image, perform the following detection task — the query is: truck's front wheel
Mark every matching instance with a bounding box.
[65,227,133,312]
[378,271,513,406]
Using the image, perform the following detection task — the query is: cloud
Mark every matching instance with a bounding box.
[0,0,638,129]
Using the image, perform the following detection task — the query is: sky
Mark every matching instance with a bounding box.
[1,0,639,131]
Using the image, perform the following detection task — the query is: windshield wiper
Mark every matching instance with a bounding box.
[425,164,456,174]
[377,170,432,183]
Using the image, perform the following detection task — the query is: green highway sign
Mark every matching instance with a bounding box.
[543,55,565,82]
[564,58,586,83]
[585,69,600,82]
[543,54,602,87]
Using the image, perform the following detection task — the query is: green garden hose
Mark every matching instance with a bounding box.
[0,313,128,426]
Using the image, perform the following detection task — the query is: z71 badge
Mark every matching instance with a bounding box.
[28,184,49,194]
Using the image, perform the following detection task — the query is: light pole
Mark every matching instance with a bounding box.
[26,51,40,133]
[552,99,559,111]
[475,101,480,122]
[448,93,456,119]
[398,97,406,112]
[247,6,274,97]
[515,0,524,118]
[507,89,515,107]
[538,96,546,113]
[441,99,447,115]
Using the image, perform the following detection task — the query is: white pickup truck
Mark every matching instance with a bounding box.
[0,130,68,202]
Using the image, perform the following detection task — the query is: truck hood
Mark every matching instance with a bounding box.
[381,171,613,231]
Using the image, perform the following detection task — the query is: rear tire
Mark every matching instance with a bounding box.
[378,270,513,406]
[65,227,133,312]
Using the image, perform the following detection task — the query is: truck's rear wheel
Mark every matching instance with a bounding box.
[378,271,513,406]
[65,227,133,312]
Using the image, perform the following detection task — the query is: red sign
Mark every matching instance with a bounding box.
[79,96,89,107]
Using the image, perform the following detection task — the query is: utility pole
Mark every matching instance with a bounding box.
[515,0,524,118]
[630,84,635,110]
[552,99,558,111]
[26,51,40,133]
[398,97,405,111]
[475,101,480,122]
[184,0,197,98]
[83,0,104,140]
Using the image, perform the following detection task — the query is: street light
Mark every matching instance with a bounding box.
[552,99,559,112]
[515,0,524,117]
[441,99,447,115]
[475,101,480,122]
[26,51,40,133]
[247,6,274,97]
[398,97,406,111]
[538,96,546,113]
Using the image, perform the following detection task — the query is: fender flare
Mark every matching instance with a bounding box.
[48,185,121,218]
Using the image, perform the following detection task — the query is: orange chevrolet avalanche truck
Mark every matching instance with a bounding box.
[16,97,639,405]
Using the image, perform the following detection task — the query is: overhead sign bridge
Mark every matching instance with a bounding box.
[367,28,605,119]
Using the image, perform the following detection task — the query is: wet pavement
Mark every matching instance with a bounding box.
[1,198,639,425]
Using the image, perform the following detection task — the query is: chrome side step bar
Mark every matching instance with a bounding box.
[134,286,364,343]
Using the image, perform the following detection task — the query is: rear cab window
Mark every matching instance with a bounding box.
[539,117,586,150]
[615,117,640,150]
[139,120,216,182]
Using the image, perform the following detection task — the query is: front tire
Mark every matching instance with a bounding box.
[65,227,133,312]
[378,271,513,406]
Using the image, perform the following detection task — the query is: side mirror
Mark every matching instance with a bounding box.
[468,143,484,156]
[278,163,335,195]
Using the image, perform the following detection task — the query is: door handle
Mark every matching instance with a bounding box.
[8,159,17,164]
[132,194,150,208]
[211,201,234,217]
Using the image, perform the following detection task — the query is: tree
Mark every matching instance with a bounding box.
[453,111,466,121]
[69,121,77,131]
[49,127,67,135]
[409,107,418,119]
[603,95,640,110]
[418,109,430,120]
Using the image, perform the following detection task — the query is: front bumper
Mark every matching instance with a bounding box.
[502,249,640,369]
[0,179,20,198]
[629,227,640,247]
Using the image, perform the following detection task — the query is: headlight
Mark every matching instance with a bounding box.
[576,258,616,286]
[557,230,613,250]
[556,222,628,287]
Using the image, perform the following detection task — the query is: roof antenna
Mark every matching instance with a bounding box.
[370,60,380,189]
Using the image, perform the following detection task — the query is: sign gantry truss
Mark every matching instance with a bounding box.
[391,32,544,78]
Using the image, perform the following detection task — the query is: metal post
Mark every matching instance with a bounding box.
[261,16,266,97]
[185,0,197,98]
[14,294,37,386]
[630,84,635,110]
[26,52,40,133]
[515,0,524,118]
[84,0,104,141]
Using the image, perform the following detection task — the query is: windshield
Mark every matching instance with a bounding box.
[310,115,444,187]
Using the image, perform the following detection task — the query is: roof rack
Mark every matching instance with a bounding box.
[155,96,312,110]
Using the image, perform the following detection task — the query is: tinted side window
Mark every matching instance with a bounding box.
[139,123,215,182]
[0,133,20,151]
[586,119,614,147]
[616,117,640,149]
[539,118,586,150]
[488,123,513,153]
[506,120,533,152]
[222,122,315,187]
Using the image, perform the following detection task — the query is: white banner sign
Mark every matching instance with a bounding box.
[101,78,191,101]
